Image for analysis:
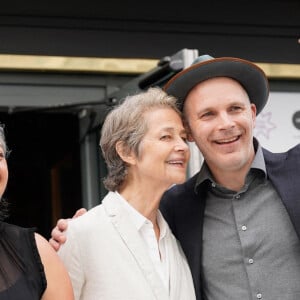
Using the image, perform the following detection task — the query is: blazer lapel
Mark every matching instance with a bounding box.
[167,233,180,300]
[264,147,300,239]
[102,192,169,300]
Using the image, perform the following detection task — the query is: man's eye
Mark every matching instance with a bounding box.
[231,106,242,111]
[201,112,213,118]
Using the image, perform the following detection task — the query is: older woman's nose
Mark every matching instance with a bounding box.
[175,138,189,152]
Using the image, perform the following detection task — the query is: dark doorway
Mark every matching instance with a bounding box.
[0,112,82,238]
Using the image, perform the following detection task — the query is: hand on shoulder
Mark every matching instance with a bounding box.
[48,208,87,251]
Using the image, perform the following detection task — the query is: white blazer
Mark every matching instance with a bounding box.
[58,191,196,300]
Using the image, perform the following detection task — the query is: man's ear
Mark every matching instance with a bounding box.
[115,141,136,165]
[251,103,257,127]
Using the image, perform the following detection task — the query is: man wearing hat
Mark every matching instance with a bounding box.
[161,55,300,300]
[50,55,300,300]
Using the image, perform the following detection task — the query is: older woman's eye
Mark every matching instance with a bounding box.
[0,152,5,160]
[160,135,171,141]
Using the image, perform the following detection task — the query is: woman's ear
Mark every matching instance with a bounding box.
[115,141,136,165]
[183,120,194,142]
[187,133,195,142]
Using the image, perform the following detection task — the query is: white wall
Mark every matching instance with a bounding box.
[254,91,300,153]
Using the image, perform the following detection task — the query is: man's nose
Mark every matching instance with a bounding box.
[218,112,235,129]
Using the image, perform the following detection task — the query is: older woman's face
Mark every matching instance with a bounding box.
[0,146,8,197]
[134,107,190,190]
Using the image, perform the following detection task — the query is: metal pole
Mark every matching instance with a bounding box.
[79,109,101,209]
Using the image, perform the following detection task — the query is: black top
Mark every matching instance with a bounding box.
[0,222,47,299]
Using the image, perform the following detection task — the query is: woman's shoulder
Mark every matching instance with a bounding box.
[34,233,74,300]
[67,203,105,231]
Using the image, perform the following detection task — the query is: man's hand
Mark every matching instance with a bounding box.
[49,208,87,251]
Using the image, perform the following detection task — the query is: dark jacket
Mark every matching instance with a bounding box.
[160,144,300,300]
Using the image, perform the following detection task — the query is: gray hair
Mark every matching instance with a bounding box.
[0,124,7,157]
[100,87,181,191]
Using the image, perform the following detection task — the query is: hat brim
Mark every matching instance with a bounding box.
[164,57,269,115]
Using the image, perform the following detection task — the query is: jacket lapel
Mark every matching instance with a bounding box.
[263,147,300,239]
[102,192,169,300]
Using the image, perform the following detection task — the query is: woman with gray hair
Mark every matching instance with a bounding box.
[0,125,74,299]
[57,87,196,300]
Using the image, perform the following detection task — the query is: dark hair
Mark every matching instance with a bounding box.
[0,124,9,221]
